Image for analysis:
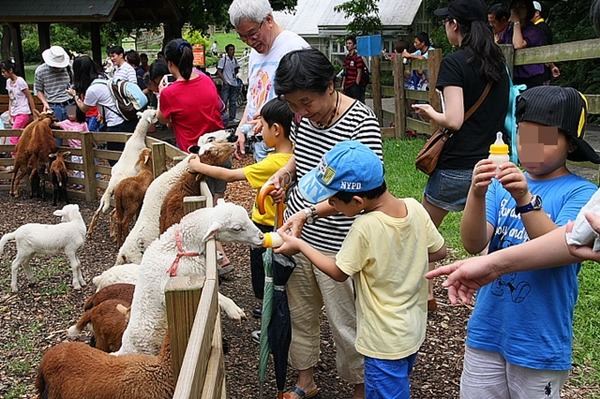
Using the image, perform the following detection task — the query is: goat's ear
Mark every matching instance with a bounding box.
[63,151,71,157]
[216,198,226,206]
[53,209,64,217]
[48,153,57,159]
[188,145,200,154]
[202,221,221,242]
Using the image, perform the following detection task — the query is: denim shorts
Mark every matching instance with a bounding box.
[424,168,473,212]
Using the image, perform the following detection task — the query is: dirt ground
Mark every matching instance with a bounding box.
[0,157,598,398]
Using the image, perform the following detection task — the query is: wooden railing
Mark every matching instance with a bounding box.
[371,39,600,140]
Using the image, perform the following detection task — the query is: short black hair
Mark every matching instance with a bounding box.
[260,97,293,138]
[488,3,510,20]
[108,45,125,56]
[415,32,430,46]
[225,44,235,52]
[332,181,387,203]
[275,49,335,96]
[346,36,357,44]
[148,59,169,81]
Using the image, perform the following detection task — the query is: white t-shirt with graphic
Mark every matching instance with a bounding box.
[245,30,309,122]
[6,77,31,116]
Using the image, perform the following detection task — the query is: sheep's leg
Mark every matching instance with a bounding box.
[65,252,86,290]
[218,292,246,321]
[11,252,34,292]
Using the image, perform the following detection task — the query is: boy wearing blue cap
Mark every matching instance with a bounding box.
[277,140,446,398]
[459,86,599,398]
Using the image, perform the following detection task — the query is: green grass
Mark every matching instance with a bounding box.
[211,32,248,57]
[383,137,600,390]
[5,384,28,399]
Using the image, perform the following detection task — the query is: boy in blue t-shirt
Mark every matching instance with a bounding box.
[460,86,600,398]
[277,141,446,398]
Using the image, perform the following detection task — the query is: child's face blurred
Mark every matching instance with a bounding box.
[0,68,10,79]
[517,121,569,175]
[327,196,361,217]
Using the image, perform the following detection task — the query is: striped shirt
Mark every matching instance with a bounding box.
[34,64,71,103]
[287,100,382,252]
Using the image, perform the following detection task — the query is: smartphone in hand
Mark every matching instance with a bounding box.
[161,74,176,87]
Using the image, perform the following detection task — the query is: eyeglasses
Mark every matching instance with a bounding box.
[238,20,264,42]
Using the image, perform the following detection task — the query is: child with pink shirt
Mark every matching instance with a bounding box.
[1,59,36,145]
[56,107,88,183]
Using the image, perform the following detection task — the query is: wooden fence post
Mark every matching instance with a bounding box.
[393,56,405,139]
[81,132,97,202]
[151,142,167,177]
[371,56,383,124]
[428,49,443,131]
[500,44,515,76]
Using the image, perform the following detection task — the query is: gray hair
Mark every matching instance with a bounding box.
[228,0,273,27]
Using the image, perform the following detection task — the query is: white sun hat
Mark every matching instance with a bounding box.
[42,46,70,68]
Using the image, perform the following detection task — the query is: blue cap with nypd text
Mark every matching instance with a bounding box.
[298,141,384,203]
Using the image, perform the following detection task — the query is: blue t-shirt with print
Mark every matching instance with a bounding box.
[466,173,596,370]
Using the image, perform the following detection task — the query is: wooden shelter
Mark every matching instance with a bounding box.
[0,0,181,74]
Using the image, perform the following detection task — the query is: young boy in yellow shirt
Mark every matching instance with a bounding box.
[277,141,446,398]
[188,97,294,332]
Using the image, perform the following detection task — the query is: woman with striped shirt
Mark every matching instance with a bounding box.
[270,48,381,399]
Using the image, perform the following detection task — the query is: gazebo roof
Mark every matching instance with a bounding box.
[0,0,181,23]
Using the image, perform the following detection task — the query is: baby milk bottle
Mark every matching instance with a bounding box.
[488,132,509,168]
[262,232,283,248]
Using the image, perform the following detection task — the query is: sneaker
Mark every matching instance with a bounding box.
[251,330,261,344]
[252,306,262,318]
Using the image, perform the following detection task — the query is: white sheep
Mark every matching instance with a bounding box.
[0,204,86,292]
[114,154,193,265]
[87,109,158,238]
[114,199,264,355]
[93,263,141,290]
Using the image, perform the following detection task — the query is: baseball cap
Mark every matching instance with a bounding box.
[516,86,600,164]
[533,1,542,12]
[42,46,70,68]
[434,0,488,25]
[298,141,384,203]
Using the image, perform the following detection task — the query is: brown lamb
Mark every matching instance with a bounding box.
[110,148,154,247]
[83,283,135,311]
[36,330,173,399]
[67,298,130,352]
[48,151,71,206]
[158,142,235,234]
[10,111,55,198]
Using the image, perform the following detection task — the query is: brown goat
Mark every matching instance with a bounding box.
[67,299,130,352]
[84,283,135,310]
[158,142,235,234]
[37,325,174,399]
[26,116,58,200]
[48,151,71,206]
[10,112,55,197]
[110,148,154,247]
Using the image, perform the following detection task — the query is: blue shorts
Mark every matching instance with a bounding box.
[364,353,417,399]
[424,168,472,212]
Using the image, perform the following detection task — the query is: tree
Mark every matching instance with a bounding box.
[334,0,381,35]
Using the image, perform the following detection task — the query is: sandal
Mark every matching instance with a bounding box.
[282,386,320,399]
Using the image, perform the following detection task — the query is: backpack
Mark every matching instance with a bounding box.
[361,65,370,87]
[93,78,148,121]
[504,67,526,163]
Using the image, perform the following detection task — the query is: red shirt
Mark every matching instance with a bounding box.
[159,74,224,151]
[343,52,366,89]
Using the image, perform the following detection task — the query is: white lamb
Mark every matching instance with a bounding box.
[114,199,264,355]
[0,204,86,292]
[87,109,158,237]
[115,153,193,265]
[93,263,141,291]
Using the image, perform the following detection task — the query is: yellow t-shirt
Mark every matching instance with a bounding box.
[336,198,445,360]
[243,152,293,226]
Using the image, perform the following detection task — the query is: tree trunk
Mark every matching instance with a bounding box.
[1,24,12,60]
[162,21,184,48]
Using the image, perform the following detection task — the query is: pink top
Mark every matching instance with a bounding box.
[57,120,88,148]
[159,74,224,152]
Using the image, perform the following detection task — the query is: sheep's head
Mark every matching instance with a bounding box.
[137,109,158,124]
[197,130,232,146]
[198,142,235,165]
[53,204,81,222]
[201,200,264,247]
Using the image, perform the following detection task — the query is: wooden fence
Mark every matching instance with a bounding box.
[0,127,226,397]
[371,39,600,144]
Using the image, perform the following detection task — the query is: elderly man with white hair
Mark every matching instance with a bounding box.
[229,0,309,162]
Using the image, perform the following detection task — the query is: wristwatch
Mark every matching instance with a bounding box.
[515,194,542,215]
[303,205,318,224]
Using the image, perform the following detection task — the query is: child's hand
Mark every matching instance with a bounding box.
[187,155,203,172]
[470,159,497,196]
[274,230,301,256]
[497,162,529,202]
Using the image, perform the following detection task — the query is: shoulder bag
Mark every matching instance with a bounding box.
[415,82,492,175]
